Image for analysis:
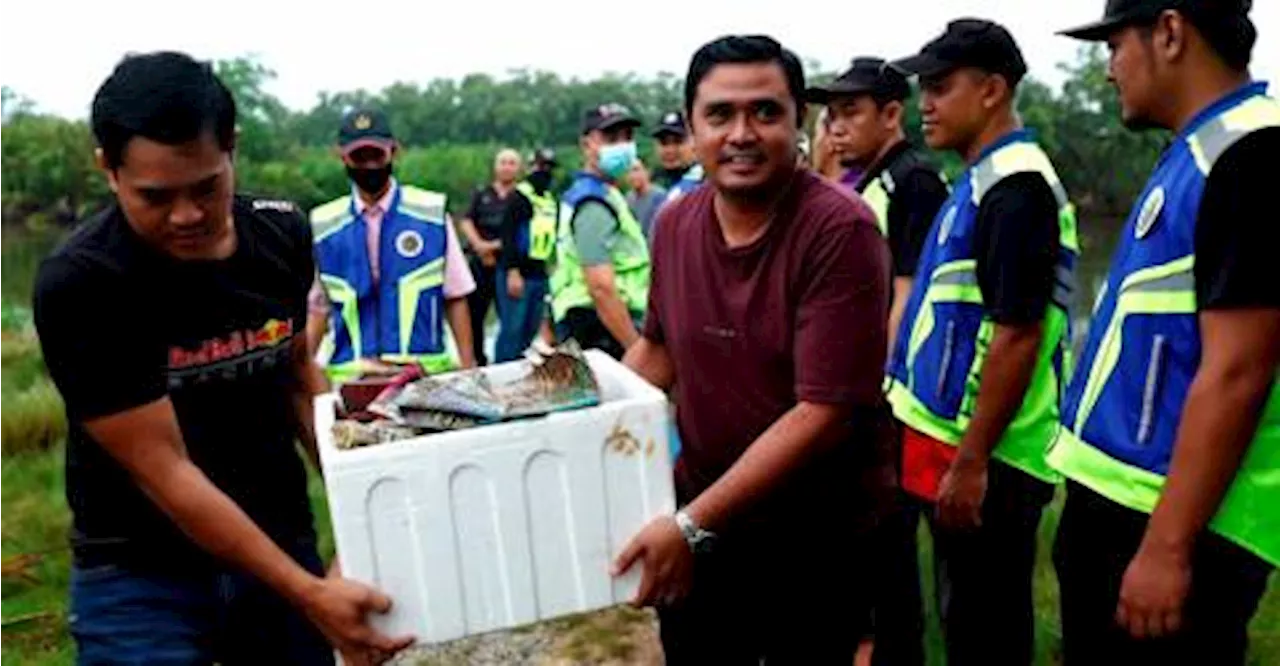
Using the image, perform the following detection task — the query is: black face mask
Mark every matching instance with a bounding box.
[347,164,393,196]
[527,169,553,192]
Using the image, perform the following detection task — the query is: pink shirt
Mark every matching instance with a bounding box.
[308,180,476,316]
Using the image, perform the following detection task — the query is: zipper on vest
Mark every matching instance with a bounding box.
[936,321,957,399]
[1137,334,1166,445]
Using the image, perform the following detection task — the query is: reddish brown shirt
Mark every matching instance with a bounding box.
[645,169,891,495]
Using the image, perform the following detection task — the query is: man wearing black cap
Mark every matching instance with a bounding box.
[885,19,1081,665]
[1051,2,1277,663]
[809,55,951,666]
[494,147,558,362]
[548,104,651,359]
[308,108,477,382]
[650,110,695,189]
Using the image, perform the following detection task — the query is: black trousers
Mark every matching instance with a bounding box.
[466,255,497,366]
[553,307,639,360]
[872,458,1053,666]
[1054,481,1272,666]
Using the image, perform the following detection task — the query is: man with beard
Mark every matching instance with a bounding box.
[1052,2,1278,663]
[612,34,891,664]
[807,55,951,666]
[307,108,476,381]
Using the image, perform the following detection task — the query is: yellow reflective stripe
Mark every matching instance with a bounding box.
[320,274,360,359]
[397,258,445,355]
[1073,255,1195,432]
[1049,427,1165,513]
[863,178,890,235]
[399,187,448,222]
[1188,96,1280,174]
[380,352,455,374]
[905,260,978,391]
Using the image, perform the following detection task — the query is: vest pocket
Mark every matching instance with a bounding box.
[913,302,984,420]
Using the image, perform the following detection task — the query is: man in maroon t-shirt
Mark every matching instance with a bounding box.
[611,35,892,664]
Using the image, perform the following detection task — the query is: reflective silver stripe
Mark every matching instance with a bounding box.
[400,201,446,223]
[1192,116,1249,171]
[936,321,956,399]
[1121,268,1194,295]
[1053,263,1076,309]
[1137,335,1167,445]
[1049,181,1069,209]
[933,268,978,287]
[970,158,1001,200]
[312,214,354,243]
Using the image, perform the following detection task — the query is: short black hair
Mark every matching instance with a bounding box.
[1134,5,1257,72]
[91,51,237,169]
[684,35,807,128]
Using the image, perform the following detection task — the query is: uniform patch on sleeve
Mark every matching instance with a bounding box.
[252,199,297,213]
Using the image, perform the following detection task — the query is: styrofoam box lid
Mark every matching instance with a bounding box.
[313,350,676,645]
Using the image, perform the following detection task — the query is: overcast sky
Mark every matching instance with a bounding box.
[4,0,1277,119]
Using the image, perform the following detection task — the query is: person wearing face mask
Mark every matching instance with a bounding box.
[494,147,559,362]
[548,103,651,360]
[307,108,477,382]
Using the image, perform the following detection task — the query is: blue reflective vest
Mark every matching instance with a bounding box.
[1050,83,1280,565]
[310,183,452,380]
[885,130,1080,482]
[664,163,704,204]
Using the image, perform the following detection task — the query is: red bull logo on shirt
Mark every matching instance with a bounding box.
[169,318,294,370]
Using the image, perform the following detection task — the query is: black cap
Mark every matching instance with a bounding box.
[1060,0,1251,41]
[338,108,394,153]
[531,147,558,167]
[893,19,1028,85]
[806,57,911,104]
[651,110,687,139]
[581,103,641,135]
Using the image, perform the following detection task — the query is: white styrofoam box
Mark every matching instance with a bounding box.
[314,350,675,645]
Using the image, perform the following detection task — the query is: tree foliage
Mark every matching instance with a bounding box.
[2,47,1164,223]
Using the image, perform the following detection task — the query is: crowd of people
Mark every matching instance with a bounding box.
[28,0,1278,664]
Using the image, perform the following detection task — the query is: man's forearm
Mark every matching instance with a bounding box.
[956,322,1043,464]
[1141,366,1274,556]
[146,461,319,606]
[887,277,913,352]
[622,337,675,391]
[589,283,639,349]
[684,401,848,532]
[445,297,475,368]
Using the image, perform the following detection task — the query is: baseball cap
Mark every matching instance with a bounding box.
[531,147,558,167]
[806,57,911,105]
[652,110,687,139]
[1060,0,1251,41]
[581,103,641,135]
[893,19,1028,85]
[338,108,394,155]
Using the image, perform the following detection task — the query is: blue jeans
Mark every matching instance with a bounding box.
[69,539,334,665]
[494,270,549,363]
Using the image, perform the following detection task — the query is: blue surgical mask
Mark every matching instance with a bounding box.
[598,141,638,180]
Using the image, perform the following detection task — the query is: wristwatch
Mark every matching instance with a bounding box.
[674,510,716,554]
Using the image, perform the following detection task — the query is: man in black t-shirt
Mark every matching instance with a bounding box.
[1053,3,1278,662]
[806,55,950,666]
[494,147,557,361]
[458,148,522,365]
[33,52,411,665]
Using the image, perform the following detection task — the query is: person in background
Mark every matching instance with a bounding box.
[1052,2,1277,663]
[650,110,696,189]
[33,52,411,665]
[626,160,667,242]
[886,18,1080,665]
[495,147,558,362]
[307,108,476,381]
[613,34,891,664]
[548,103,651,360]
[807,55,951,666]
[458,148,522,365]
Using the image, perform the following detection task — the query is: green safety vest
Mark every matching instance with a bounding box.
[885,135,1080,483]
[549,174,650,322]
[515,181,557,261]
[1049,89,1280,565]
[861,175,891,235]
